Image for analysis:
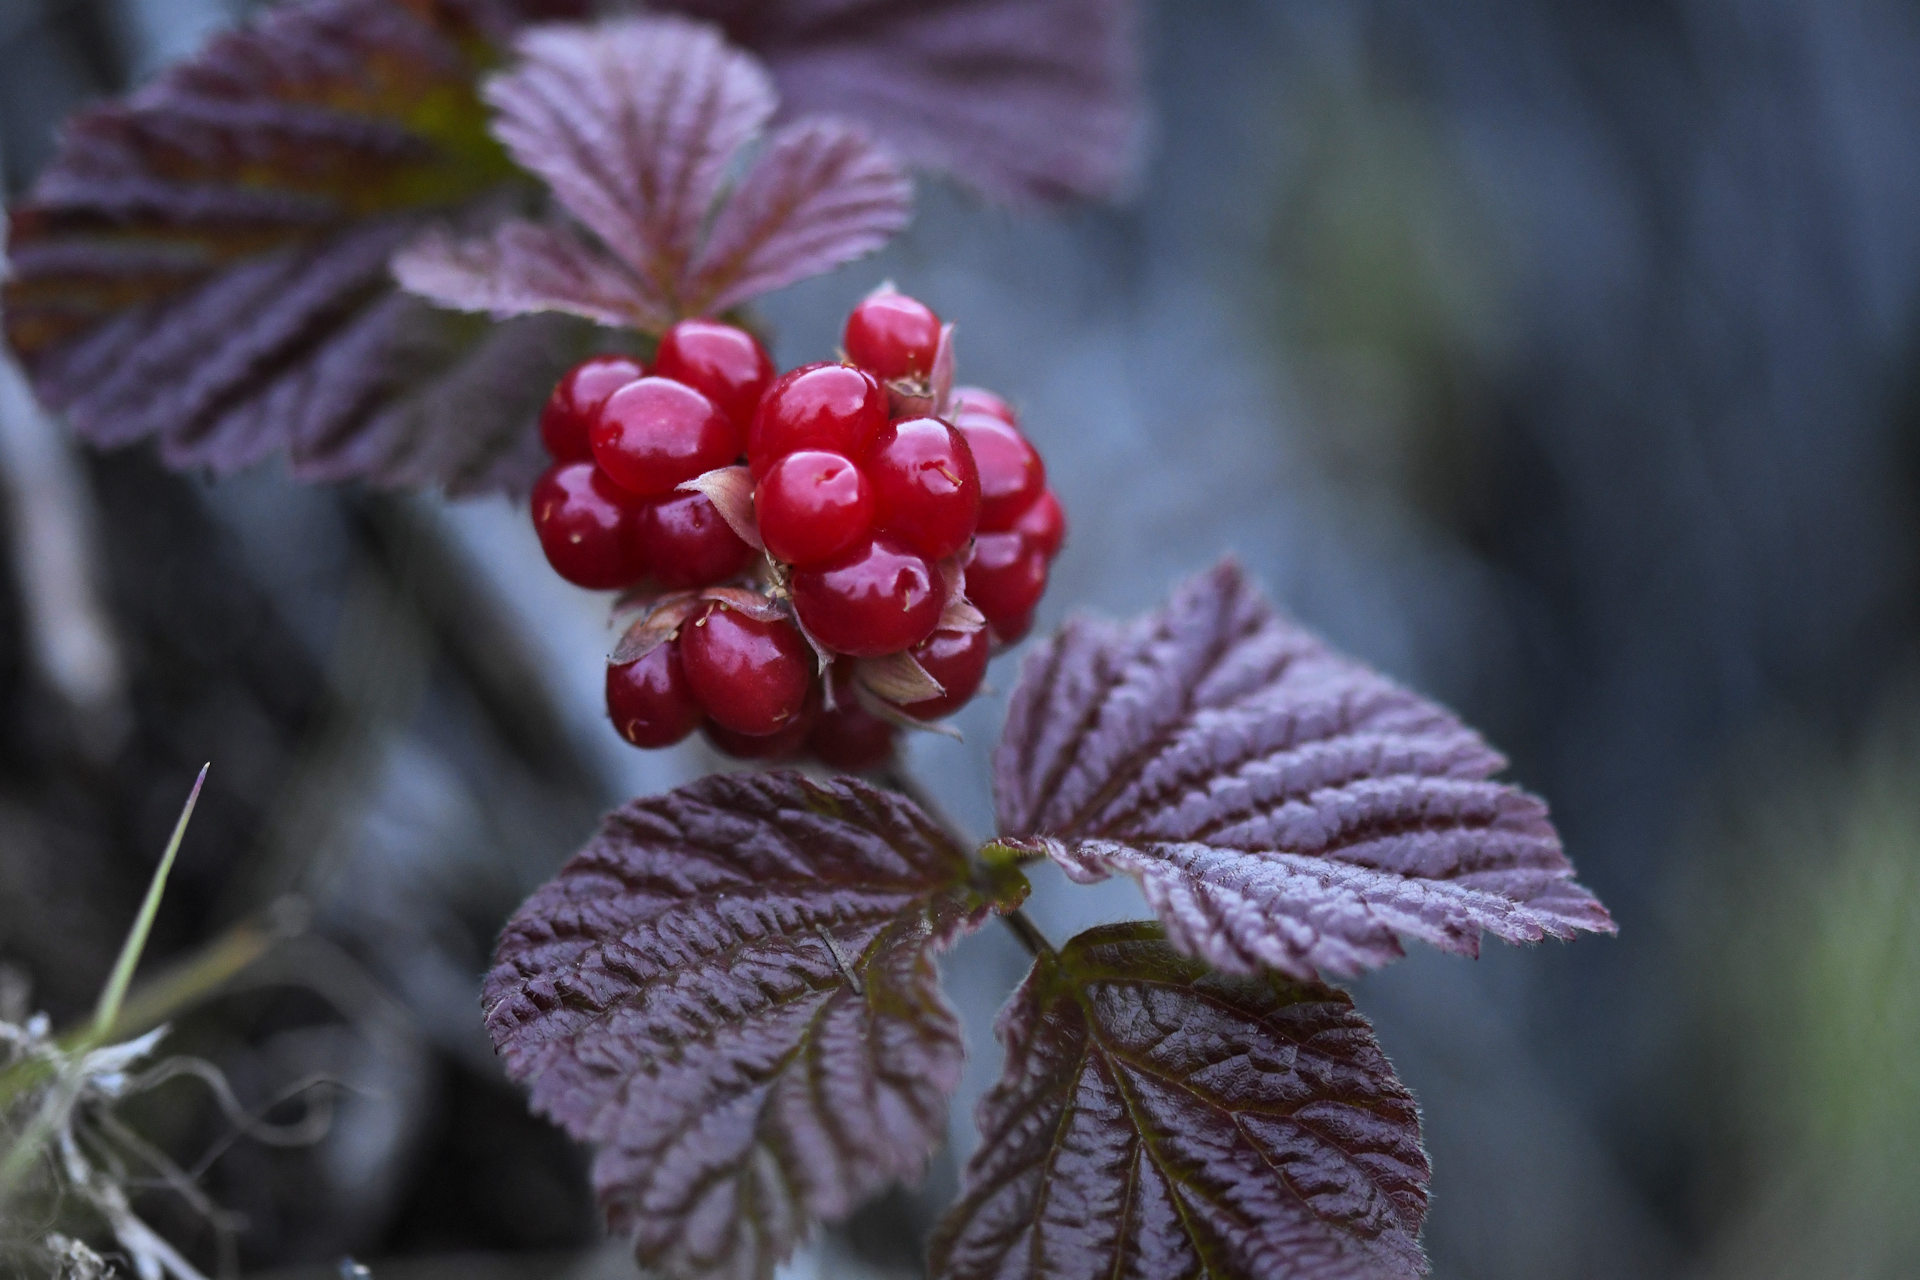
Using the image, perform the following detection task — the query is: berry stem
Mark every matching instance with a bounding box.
[872,762,1054,959]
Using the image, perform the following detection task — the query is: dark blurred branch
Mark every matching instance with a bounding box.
[0,336,128,759]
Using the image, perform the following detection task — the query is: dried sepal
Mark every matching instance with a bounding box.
[877,314,955,419]
[852,681,964,742]
[608,594,703,665]
[855,651,945,705]
[939,597,990,636]
[994,561,1614,980]
[486,774,1019,1280]
[677,465,764,550]
[929,322,958,418]
[930,923,1430,1280]
[780,587,840,678]
[698,585,789,623]
[933,554,986,635]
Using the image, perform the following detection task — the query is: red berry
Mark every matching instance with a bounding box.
[531,461,644,589]
[1009,488,1067,560]
[705,714,811,760]
[680,605,814,737]
[632,490,754,589]
[791,537,944,658]
[865,416,981,561]
[966,531,1047,632]
[809,697,897,769]
[956,414,1045,531]
[540,355,644,461]
[902,626,990,720]
[592,376,738,497]
[653,319,774,432]
[747,363,889,479]
[844,291,941,382]
[989,607,1035,646]
[951,385,1016,426]
[755,450,875,567]
[606,641,703,748]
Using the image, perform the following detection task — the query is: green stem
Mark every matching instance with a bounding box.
[870,763,1054,960]
[999,907,1056,960]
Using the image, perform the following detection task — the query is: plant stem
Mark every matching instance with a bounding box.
[870,762,1054,960]
[999,907,1055,960]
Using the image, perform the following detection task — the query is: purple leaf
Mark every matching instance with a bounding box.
[993,561,1615,980]
[662,0,1144,204]
[930,923,1429,1280]
[392,220,669,331]
[1,0,598,493]
[484,773,1026,1280]
[686,118,913,316]
[483,16,774,304]
[417,20,912,330]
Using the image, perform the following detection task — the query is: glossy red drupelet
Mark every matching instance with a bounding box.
[956,414,1045,531]
[704,716,810,760]
[790,536,945,658]
[865,416,980,561]
[540,354,644,461]
[1010,488,1067,560]
[606,641,703,748]
[950,385,1015,425]
[703,680,818,759]
[592,377,738,497]
[680,605,813,737]
[843,291,941,382]
[653,319,774,432]
[754,450,874,568]
[634,491,754,589]
[966,530,1048,641]
[531,462,643,589]
[808,672,897,769]
[748,363,889,479]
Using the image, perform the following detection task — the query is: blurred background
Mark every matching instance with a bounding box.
[4,0,1919,1277]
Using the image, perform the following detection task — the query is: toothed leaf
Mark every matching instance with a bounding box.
[392,219,668,330]
[484,773,1024,1280]
[685,118,913,315]
[1,0,598,493]
[408,20,911,331]
[931,923,1429,1279]
[663,0,1143,204]
[483,16,774,305]
[994,562,1614,980]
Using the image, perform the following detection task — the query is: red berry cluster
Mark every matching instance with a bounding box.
[529,290,1065,767]
[531,320,772,592]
